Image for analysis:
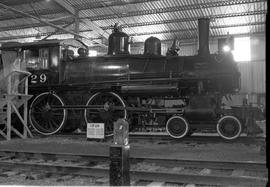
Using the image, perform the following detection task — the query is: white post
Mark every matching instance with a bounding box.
[6,101,11,140]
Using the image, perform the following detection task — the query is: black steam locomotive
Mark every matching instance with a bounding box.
[0,18,244,140]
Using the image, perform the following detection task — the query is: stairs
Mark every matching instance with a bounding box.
[0,69,33,140]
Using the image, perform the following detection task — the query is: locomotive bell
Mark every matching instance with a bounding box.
[108,27,130,55]
[144,36,161,56]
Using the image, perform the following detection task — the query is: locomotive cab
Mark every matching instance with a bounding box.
[0,40,63,89]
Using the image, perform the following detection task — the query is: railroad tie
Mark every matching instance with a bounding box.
[183,184,196,187]
[146,181,165,186]
[231,169,245,177]
[130,180,137,186]
[0,156,12,160]
[199,168,212,175]
[1,170,19,177]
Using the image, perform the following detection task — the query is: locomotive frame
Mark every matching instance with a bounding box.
[0,18,252,140]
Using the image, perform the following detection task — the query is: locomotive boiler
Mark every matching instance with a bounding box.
[0,18,244,140]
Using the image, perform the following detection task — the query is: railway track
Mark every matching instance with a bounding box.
[0,150,267,186]
[50,132,265,145]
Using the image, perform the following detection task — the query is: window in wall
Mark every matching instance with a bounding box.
[232,37,251,62]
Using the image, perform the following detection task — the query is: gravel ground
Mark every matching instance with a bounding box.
[0,174,108,186]
[0,135,266,186]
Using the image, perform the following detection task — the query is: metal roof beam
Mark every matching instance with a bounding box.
[0,2,106,47]
[0,0,44,6]
[0,22,264,42]
[53,0,76,15]
[0,0,160,22]
[0,0,265,23]
[131,32,265,46]
[128,22,265,37]
[0,20,73,32]
[0,31,265,43]
[0,10,265,33]
[100,10,266,30]
[75,0,160,10]
[42,21,74,40]
[0,2,88,40]
[80,0,266,21]
[0,8,63,21]
[53,0,110,39]
[0,32,60,41]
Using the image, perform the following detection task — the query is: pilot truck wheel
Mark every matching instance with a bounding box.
[216,115,242,140]
[166,116,189,139]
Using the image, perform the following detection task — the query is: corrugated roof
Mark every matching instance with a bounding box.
[0,0,267,45]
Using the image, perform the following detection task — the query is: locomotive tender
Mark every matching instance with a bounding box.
[0,18,243,140]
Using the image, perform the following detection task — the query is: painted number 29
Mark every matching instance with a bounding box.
[30,73,47,84]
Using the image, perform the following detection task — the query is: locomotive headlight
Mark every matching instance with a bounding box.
[222,45,231,52]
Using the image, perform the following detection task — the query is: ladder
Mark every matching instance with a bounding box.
[0,70,33,140]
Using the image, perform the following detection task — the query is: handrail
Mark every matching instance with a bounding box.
[0,69,31,80]
[0,69,31,95]
[0,69,31,82]
[9,70,31,76]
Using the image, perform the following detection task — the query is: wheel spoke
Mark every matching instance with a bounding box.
[30,93,66,135]
[52,112,64,116]
[34,105,44,112]
[50,114,62,122]
[84,92,126,136]
[49,119,58,128]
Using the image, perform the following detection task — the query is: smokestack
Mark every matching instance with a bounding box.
[198,18,210,56]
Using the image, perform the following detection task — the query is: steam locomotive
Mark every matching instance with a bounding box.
[0,18,244,140]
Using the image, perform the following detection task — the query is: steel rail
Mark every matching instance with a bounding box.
[129,133,265,143]
[0,149,266,171]
[46,132,265,145]
[0,159,267,186]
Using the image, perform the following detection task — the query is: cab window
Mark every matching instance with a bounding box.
[24,48,49,70]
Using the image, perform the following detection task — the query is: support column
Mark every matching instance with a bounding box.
[6,101,11,140]
[74,10,81,41]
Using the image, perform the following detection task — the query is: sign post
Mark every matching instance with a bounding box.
[109,119,130,186]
